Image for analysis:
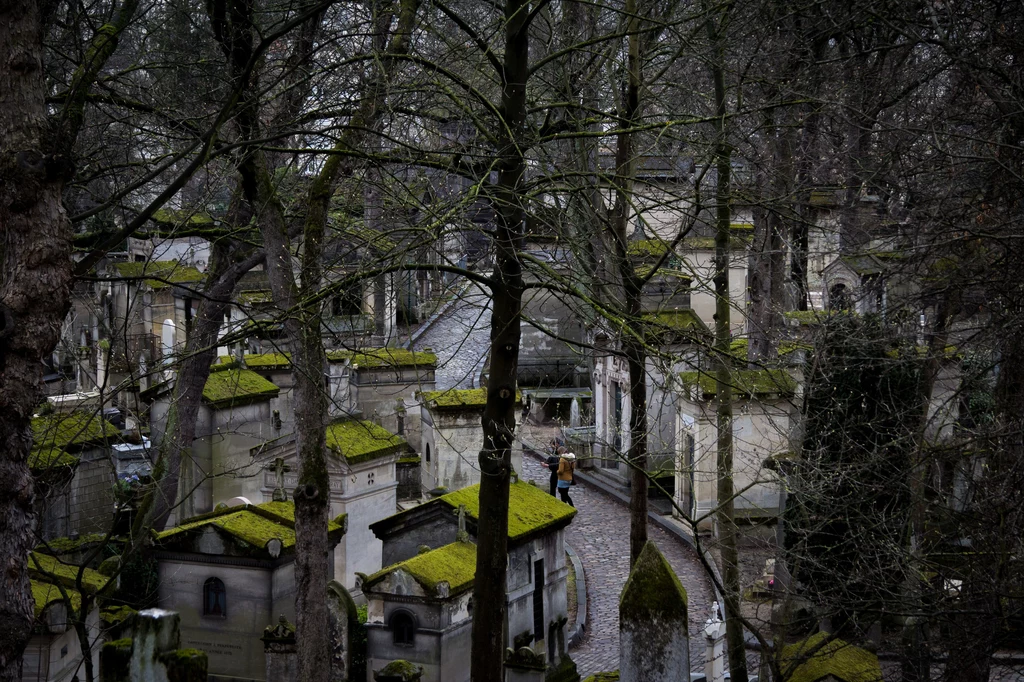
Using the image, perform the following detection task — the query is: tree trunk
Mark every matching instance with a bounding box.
[470,2,528,679]
[0,2,75,676]
[707,4,747,681]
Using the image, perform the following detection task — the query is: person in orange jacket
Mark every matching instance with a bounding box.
[556,452,576,507]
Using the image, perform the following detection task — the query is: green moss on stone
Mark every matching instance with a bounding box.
[619,541,688,624]
[243,353,291,369]
[440,481,576,543]
[161,648,209,682]
[151,209,215,226]
[641,310,708,334]
[100,638,133,682]
[101,605,137,627]
[326,419,407,464]
[28,447,80,473]
[397,455,421,465]
[36,533,110,555]
[113,260,204,289]
[32,411,120,452]
[327,347,437,369]
[31,579,81,617]
[237,290,273,305]
[783,310,839,325]
[679,369,797,398]
[420,388,488,408]
[29,551,109,594]
[376,659,423,679]
[365,541,477,596]
[626,239,670,259]
[154,500,344,554]
[581,673,619,682]
[202,369,280,409]
[780,633,882,682]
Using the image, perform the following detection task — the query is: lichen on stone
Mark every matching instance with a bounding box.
[243,352,292,369]
[29,551,109,595]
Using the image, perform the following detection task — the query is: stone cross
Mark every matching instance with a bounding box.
[456,504,469,543]
[619,541,690,682]
[269,457,290,502]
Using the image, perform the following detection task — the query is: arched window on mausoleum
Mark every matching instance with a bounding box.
[204,577,227,617]
[390,610,416,646]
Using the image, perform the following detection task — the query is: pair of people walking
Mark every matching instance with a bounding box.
[545,446,576,507]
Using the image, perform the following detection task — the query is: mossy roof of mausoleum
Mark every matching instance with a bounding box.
[780,632,883,682]
[364,540,477,597]
[243,352,292,369]
[326,347,437,369]
[31,579,81,617]
[679,369,797,398]
[419,387,523,410]
[29,551,110,595]
[112,260,204,289]
[326,419,408,464]
[154,500,345,554]
[32,411,120,452]
[202,369,280,408]
[641,310,709,334]
[439,481,576,543]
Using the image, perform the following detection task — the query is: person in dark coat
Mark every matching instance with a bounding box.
[544,446,565,496]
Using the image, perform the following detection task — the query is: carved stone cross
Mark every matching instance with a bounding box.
[456,504,469,543]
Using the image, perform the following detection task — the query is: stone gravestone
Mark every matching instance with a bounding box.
[504,645,546,682]
[327,580,357,681]
[262,615,298,681]
[619,541,689,682]
[703,602,727,682]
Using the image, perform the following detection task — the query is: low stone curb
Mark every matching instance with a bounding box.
[403,279,471,349]
[565,543,588,650]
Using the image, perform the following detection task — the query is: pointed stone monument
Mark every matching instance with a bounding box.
[618,541,690,682]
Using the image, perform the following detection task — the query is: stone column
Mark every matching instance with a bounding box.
[101,608,208,682]
[704,602,727,682]
[262,615,298,681]
[619,542,690,682]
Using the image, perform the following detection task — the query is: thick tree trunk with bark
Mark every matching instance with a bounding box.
[0,5,74,677]
[470,2,528,680]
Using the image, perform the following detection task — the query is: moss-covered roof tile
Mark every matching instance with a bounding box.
[439,481,576,543]
[154,500,345,554]
[112,260,204,289]
[29,552,109,595]
[619,541,687,622]
[780,633,883,682]
[28,447,80,473]
[202,369,280,409]
[326,347,437,369]
[32,411,120,451]
[420,388,488,409]
[31,579,81,617]
[364,541,477,596]
[679,369,797,398]
[243,353,291,370]
[326,420,408,464]
[626,239,671,259]
[641,310,709,335]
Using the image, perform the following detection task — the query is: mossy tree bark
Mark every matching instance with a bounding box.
[707,3,747,681]
[0,0,137,675]
[470,2,529,680]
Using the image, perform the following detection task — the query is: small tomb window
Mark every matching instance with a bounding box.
[391,610,416,646]
[204,577,227,617]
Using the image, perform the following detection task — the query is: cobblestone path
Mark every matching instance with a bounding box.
[413,282,491,390]
[519,453,716,678]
